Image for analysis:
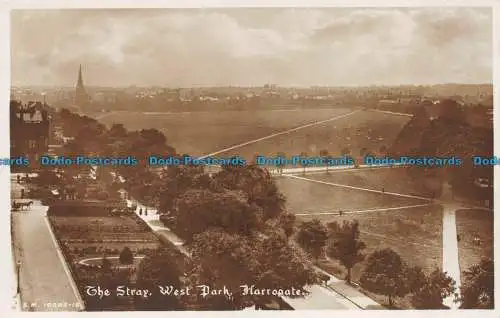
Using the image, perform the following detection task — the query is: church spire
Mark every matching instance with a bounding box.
[77,64,84,88]
[75,64,88,107]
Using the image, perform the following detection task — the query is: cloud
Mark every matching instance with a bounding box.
[10,8,492,87]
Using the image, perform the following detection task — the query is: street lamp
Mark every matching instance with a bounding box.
[16,260,21,295]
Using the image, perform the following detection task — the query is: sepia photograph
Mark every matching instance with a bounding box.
[8,6,494,312]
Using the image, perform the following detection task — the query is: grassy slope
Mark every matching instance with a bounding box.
[455,209,493,275]
[98,108,355,156]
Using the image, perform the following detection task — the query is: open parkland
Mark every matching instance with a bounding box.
[11,105,493,310]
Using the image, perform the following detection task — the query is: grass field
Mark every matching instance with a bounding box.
[98,108,356,156]
[276,176,427,214]
[279,169,443,309]
[303,205,443,273]
[222,110,410,161]
[455,209,493,274]
[306,168,434,198]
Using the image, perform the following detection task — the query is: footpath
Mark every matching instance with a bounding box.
[125,197,381,310]
[10,173,84,312]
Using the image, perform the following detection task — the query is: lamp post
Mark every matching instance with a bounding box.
[16,260,21,295]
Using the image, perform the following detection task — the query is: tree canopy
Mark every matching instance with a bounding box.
[119,247,134,265]
[296,219,328,260]
[172,189,262,242]
[411,268,455,309]
[188,229,317,309]
[326,220,366,283]
[135,248,184,310]
[459,258,493,309]
[359,248,409,307]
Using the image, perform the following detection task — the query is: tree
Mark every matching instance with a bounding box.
[276,152,286,175]
[256,230,318,292]
[101,255,112,272]
[135,248,184,310]
[359,248,410,307]
[341,147,350,157]
[158,164,206,214]
[33,169,61,186]
[213,164,285,220]
[459,258,493,309]
[379,145,388,155]
[96,190,109,201]
[278,212,296,239]
[411,268,455,309]
[319,149,330,173]
[299,152,308,174]
[119,247,134,265]
[439,99,466,123]
[189,229,317,309]
[296,219,328,260]
[359,147,368,157]
[139,128,167,148]
[172,189,262,242]
[108,123,128,139]
[326,220,366,284]
[188,230,262,310]
[405,265,427,294]
[251,153,260,165]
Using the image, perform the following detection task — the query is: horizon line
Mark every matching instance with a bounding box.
[10,83,494,89]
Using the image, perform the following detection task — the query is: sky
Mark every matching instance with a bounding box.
[11,7,492,87]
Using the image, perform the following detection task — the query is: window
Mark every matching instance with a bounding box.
[29,140,37,149]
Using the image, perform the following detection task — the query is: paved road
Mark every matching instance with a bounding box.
[11,200,84,312]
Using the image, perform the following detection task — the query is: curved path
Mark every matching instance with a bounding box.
[295,203,435,217]
[77,255,145,266]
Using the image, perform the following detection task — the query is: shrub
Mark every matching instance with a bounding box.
[119,247,134,265]
[97,191,109,201]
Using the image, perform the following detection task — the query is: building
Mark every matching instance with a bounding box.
[10,100,50,170]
